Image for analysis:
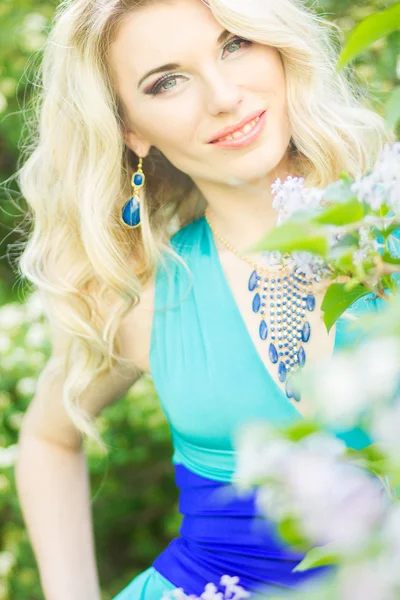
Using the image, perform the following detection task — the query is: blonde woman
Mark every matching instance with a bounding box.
[14,0,395,598]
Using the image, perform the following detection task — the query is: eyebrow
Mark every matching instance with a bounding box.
[137,29,232,88]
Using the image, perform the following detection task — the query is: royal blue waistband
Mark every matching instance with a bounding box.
[152,464,333,597]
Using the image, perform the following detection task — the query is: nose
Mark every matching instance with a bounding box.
[203,67,244,116]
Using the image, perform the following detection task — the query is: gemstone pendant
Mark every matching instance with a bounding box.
[302,321,311,343]
[248,265,316,402]
[133,173,144,186]
[248,270,258,292]
[252,293,261,313]
[122,195,141,227]
[269,343,278,364]
[259,320,268,340]
[298,346,306,367]
[306,293,316,311]
[278,361,287,382]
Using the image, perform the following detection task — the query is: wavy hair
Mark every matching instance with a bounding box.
[15,0,394,450]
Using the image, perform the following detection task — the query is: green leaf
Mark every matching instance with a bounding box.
[292,546,341,572]
[321,282,371,332]
[249,221,329,257]
[284,420,321,442]
[312,198,364,226]
[382,224,400,238]
[382,252,400,265]
[345,443,387,464]
[384,86,400,129]
[338,4,400,68]
[277,517,307,548]
[333,247,359,271]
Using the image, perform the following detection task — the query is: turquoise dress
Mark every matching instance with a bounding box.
[114,216,399,600]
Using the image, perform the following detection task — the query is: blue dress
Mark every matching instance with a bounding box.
[114,216,399,599]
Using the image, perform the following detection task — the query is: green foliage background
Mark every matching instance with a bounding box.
[0,0,399,598]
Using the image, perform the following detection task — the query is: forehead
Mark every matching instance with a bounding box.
[108,0,223,80]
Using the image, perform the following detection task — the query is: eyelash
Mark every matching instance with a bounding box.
[146,36,252,97]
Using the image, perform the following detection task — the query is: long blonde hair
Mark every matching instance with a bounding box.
[15,0,394,450]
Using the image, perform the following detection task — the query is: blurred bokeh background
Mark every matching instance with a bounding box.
[0,0,399,598]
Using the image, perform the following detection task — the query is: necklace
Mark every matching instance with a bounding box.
[204,206,318,403]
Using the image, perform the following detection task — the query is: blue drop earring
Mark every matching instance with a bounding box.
[121,156,145,228]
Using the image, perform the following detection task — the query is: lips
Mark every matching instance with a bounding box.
[207,109,266,143]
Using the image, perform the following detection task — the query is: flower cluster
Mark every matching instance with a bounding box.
[269,142,400,284]
[162,576,251,600]
[235,426,390,553]
[352,225,383,266]
[351,142,400,214]
[296,335,400,429]
[271,175,324,225]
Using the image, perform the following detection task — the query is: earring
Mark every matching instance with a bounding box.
[121,156,145,228]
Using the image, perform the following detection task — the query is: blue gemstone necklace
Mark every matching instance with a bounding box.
[205,207,317,402]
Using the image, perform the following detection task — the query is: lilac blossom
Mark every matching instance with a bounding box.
[235,428,389,556]
[350,142,400,214]
[337,558,399,600]
[371,399,400,470]
[161,576,251,600]
[270,175,324,225]
[352,225,383,266]
[295,336,400,429]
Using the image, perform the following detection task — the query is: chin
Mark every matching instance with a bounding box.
[223,159,279,187]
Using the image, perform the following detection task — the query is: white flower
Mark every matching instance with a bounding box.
[162,577,251,600]
[256,484,293,521]
[290,251,330,279]
[0,333,11,353]
[24,291,46,320]
[351,142,400,215]
[237,426,387,554]
[235,425,295,488]
[306,354,368,428]
[298,431,347,458]
[259,250,283,267]
[299,337,400,428]
[271,176,323,225]
[0,445,18,468]
[219,576,251,600]
[371,400,400,463]
[25,323,47,347]
[0,303,23,329]
[355,337,400,400]
[200,583,223,600]
[0,551,15,577]
[380,503,400,564]
[296,464,387,553]
[337,558,398,600]
[16,377,37,397]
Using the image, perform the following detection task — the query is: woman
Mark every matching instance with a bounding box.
[14,0,394,598]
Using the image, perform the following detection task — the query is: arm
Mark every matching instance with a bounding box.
[15,319,143,600]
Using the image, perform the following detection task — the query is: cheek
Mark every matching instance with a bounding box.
[250,48,287,96]
[138,98,200,148]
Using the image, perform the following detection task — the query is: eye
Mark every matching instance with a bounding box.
[222,35,252,59]
[146,73,185,96]
[145,35,252,96]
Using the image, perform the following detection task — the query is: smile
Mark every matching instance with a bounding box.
[209,110,267,149]
[214,116,261,142]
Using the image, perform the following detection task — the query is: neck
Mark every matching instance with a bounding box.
[195,151,298,253]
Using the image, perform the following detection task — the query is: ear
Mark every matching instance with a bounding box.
[123,129,151,158]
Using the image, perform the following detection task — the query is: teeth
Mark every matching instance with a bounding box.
[217,116,261,142]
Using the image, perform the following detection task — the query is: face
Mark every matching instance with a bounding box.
[108,0,292,188]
